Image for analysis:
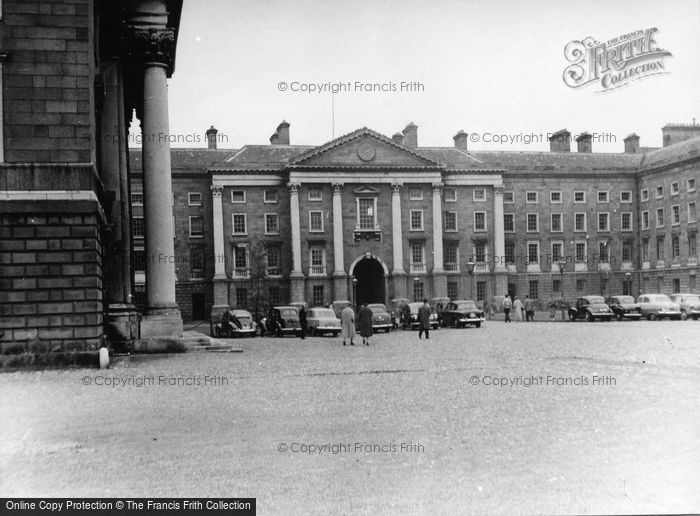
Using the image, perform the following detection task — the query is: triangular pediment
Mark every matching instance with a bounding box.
[288,128,441,169]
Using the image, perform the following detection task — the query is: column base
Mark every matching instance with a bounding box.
[213,279,229,307]
[106,303,140,343]
[140,309,183,339]
[494,271,508,300]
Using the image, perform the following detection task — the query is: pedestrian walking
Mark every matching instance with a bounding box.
[340,305,355,346]
[298,305,308,339]
[503,295,512,323]
[357,303,373,346]
[401,303,412,329]
[418,299,432,339]
[524,295,535,322]
[513,296,524,322]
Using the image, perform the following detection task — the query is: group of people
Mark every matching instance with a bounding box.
[339,303,373,346]
[501,294,536,323]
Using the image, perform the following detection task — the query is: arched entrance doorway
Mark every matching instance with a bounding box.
[352,256,386,306]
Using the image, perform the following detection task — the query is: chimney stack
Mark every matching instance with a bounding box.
[549,129,571,152]
[453,130,468,151]
[402,122,418,148]
[576,132,592,153]
[206,125,218,150]
[392,132,404,145]
[624,133,640,154]
[276,120,290,145]
[269,132,279,145]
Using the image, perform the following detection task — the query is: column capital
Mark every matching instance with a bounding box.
[210,185,223,198]
[288,183,301,195]
[332,183,343,195]
[494,185,505,197]
[391,183,403,194]
[129,28,176,73]
[431,183,443,194]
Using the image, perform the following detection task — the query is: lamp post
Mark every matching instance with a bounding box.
[466,261,476,300]
[557,257,567,320]
[352,277,358,307]
[624,271,632,296]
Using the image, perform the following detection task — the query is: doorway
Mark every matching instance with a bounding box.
[353,257,385,305]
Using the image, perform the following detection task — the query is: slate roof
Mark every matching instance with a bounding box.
[129,148,237,173]
[468,150,644,172]
[220,145,314,170]
[639,136,700,170]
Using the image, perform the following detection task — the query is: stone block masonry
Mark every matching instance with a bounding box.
[0,204,104,369]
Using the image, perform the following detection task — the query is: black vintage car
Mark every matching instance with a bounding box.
[258,305,302,337]
[438,300,485,328]
[605,295,642,321]
[568,296,614,322]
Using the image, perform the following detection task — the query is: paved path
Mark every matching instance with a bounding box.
[1,321,699,515]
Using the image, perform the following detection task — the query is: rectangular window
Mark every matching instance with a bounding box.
[620,191,632,203]
[189,216,204,237]
[689,233,697,257]
[189,246,204,279]
[672,205,680,225]
[642,210,650,230]
[232,213,247,234]
[266,246,281,276]
[474,241,486,262]
[265,213,279,234]
[574,213,586,232]
[131,193,143,206]
[312,285,324,306]
[132,216,145,238]
[527,213,538,232]
[358,198,376,230]
[598,212,609,231]
[444,188,457,202]
[235,287,248,308]
[309,211,324,232]
[656,208,664,228]
[656,186,663,199]
[505,242,515,263]
[231,190,246,203]
[641,189,649,201]
[413,281,424,302]
[575,242,587,262]
[269,286,280,306]
[672,234,680,259]
[409,188,423,200]
[621,212,632,231]
[264,189,278,203]
[233,245,248,269]
[504,213,514,232]
[642,238,650,261]
[552,279,561,293]
[526,191,538,204]
[447,281,458,300]
[445,246,458,269]
[673,278,681,292]
[476,281,486,302]
[671,182,680,195]
[410,210,424,231]
[574,191,586,203]
[551,213,562,232]
[503,191,514,203]
[188,192,202,206]
[622,241,633,262]
[411,244,424,269]
[550,191,562,203]
[657,238,665,260]
[444,211,457,232]
[310,247,326,275]
[527,242,539,263]
[576,279,586,291]
[474,212,486,231]
[689,202,697,223]
[597,191,609,203]
[133,249,145,272]
[529,280,538,299]
[688,178,696,192]
[551,241,563,261]
[473,189,486,202]
[308,187,322,201]
[598,241,609,263]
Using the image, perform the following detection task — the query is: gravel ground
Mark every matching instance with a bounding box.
[1,321,699,515]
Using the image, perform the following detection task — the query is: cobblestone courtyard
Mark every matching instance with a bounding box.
[1,321,699,515]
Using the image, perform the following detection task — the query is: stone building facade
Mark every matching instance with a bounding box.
[130,121,699,321]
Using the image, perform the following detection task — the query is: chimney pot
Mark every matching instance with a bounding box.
[575,132,592,153]
[549,129,571,152]
[453,130,468,151]
[269,132,279,145]
[623,133,640,154]
[205,125,218,150]
[392,132,404,145]
[402,122,418,148]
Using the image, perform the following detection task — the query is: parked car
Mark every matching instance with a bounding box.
[605,295,642,321]
[212,309,258,338]
[438,300,485,328]
[407,302,439,330]
[431,297,451,315]
[669,293,700,320]
[636,294,682,321]
[366,303,393,332]
[389,298,409,329]
[329,300,352,319]
[306,307,341,336]
[568,296,614,322]
[259,305,303,336]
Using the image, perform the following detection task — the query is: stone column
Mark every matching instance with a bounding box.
[391,183,407,299]
[210,185,229,319]
[431,183,446,297]
[289,183,305,301]
[332,183,348,300]
[493,186,508,298]
[128,5,182,338]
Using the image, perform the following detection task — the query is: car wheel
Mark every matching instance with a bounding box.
[680,311,688,321]
[276,328,283,337]
[569,313,577,322]
[648,313,657,321]
[585,312,594,322]
[475,322,481,328]
[616,312,623,321]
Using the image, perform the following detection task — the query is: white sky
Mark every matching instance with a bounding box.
[147,0,700,152]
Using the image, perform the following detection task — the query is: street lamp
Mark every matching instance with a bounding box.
[624,271,632,296]
[466,261,476,300]
[413,277,420,301]
[352,277,358,307]
[557,257,567,320]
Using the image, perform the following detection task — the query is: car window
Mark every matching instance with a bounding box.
[686,295,700,303]
[588,296,605,303]
[281,309,297,317]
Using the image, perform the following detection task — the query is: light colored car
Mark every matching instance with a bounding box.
[214,309,258,338]
[366,303,393,332]
[668,293,700,320]
[636,294,682,320]
[307,308,341,336]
